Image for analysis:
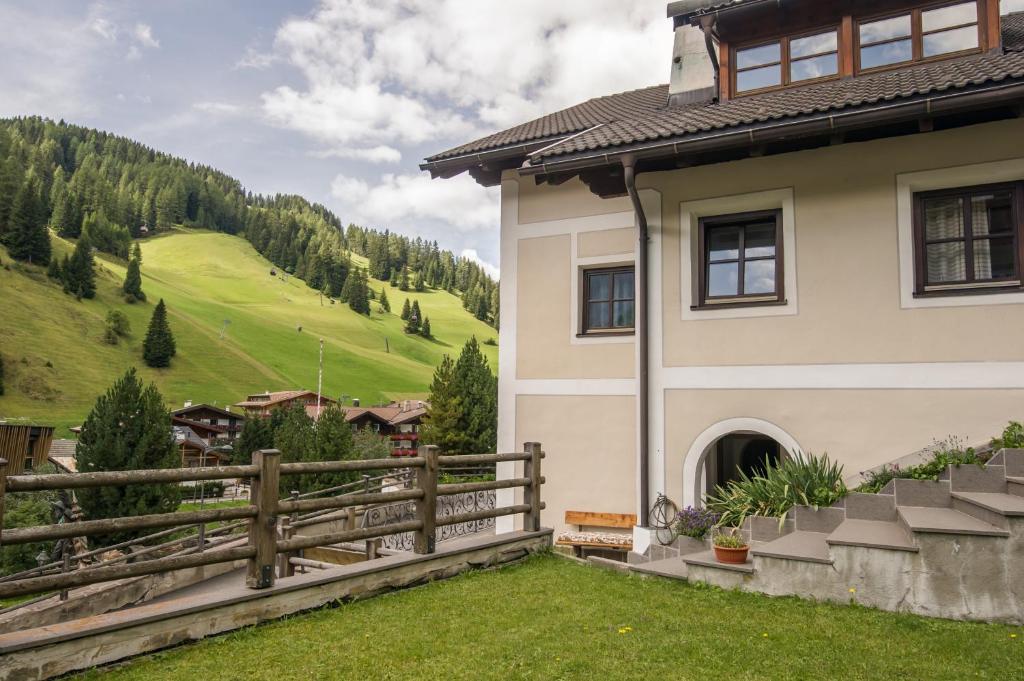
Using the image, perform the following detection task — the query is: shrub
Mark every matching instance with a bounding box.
[712,529,747,548]
[856,436,983,494]
[673,506,719,540]
[706,452,847,528]
[991,421,1024,451]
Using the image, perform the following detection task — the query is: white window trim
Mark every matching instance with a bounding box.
[569,232,636,345]
[680,187,798,320]
[897,158,1024,309]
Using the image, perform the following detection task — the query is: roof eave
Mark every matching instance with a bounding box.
[420,136,572,179]
[521,80,1024,177]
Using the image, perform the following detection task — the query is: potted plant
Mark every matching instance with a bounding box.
[712,526,750,564]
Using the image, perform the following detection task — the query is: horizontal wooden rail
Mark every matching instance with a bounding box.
[275,519,423,553]
[5,465,260,493]
[1,505,257,545]
[437,452,535,466]
[279,457,424,476]
[437,477,534,496]
[436,503,540,528]
[276,488,424,514]
[0,546,255,600]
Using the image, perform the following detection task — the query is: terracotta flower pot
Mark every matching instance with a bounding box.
[713,544,750,564]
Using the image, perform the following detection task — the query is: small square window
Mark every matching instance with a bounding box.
[582,266,635,334]
[698,211,784,307]
[914,183,1023,295]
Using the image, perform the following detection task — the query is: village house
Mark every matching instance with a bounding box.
[234,390,338,420]
[343,400,429,455]
[422,0,1024,551]
[171,403,245,444]
[0,423,54,475]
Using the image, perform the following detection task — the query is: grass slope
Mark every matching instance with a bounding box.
[0,229,497,435]
[72,554,1023,681]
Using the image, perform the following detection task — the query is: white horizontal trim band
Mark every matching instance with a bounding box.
[509,361,1024,395]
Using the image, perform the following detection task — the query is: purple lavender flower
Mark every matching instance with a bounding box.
[673,506,719,540]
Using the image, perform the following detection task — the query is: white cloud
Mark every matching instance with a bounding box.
[312,145,402,163]
[193,101,244,115]
[330,171,499,235]
[261,0,671,151]
[133,23,159,49]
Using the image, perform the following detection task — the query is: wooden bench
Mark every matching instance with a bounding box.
[555,511,637,557]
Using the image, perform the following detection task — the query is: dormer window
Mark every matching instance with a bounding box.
[728,1,988,99]
[858,1,980,72]
[735,29,839,94]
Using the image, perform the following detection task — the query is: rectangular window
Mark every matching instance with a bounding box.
[698,210,784,307]
[858,1,979,73]
[914,182,1023,294]
[735,29,838,95]
[582,266,635,333]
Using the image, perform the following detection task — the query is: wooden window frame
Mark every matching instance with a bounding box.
[695,209,785,309]
[855,0,983,76]
[580,265,636,335]
[732,26,842,97]
[912,181,1024,297]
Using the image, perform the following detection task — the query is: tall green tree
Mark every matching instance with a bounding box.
[421,316,431,339]
[452,337,497,454]
[75,368,180,543]
[405,300,422,334]
[5,178,50,265]
[122,243,145,301]
[420,355,461,453]
[143,299,176,367]
[64,235,96,299]
[400,298,411,320]
[379,287,390,313]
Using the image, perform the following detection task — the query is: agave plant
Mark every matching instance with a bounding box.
[705,451,847,528]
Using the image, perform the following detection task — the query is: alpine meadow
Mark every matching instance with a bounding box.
[0,117,498,435]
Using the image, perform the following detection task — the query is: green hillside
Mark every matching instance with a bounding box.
[0,229,497,435]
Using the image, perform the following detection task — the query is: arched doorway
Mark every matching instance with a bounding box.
[681,418,802,508]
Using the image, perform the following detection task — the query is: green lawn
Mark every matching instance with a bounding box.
[0,229,497,435]
[73,554,1022,681]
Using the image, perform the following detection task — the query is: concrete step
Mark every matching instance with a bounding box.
[893,478,951,508]
[682,549,755,574]
[826,519,918,552]
[1001,449,1024,477]
[950,491,1024,517]
[1007,477,1024,497]
[843,493,898,522]
[793,506,845,534]
[948,464,1006,493]
[751,531,832,565]
[898,505,1010,537]
[629,557,688,580]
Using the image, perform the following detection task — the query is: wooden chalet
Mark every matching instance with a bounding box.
[235,390,339,420]
[171,403,244,442]
[344,400,429,456]
[0,423,55,474]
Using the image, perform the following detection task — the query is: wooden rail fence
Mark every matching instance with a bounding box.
[0,444,544,599]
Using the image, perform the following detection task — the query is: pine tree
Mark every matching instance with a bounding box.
[419,355,460,453]
[348,268,370,315]
[452,337,498,454]
[75,368,180,543]
[405,300,421,334]
[46,256,61,281]
[399,265,410,291]
[65,235,96,299]
[421,316,431,339]
[235,414,274,466]
[143,299,177,367]
[123,245,145,301]
[379,287,391,312]
[6,178,50,265]
[0,156,23,238]
[414,270,425,292]
[400,298,411,321]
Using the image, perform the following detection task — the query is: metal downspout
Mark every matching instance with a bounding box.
[623,156,650,528]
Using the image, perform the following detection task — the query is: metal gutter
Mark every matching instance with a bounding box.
[419,136,570,174]
[622,156,650,529]
[520,79,1024,176]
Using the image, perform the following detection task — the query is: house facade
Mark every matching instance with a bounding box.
[171,403,245,443]
[235,390,339,420]
[422,0,1024,548]
[344,401,428,455]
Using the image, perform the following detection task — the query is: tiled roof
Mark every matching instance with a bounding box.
[424,13,1024,170]
[532,45,1024,162]
[424,85,669,162]
[666,0,758,19]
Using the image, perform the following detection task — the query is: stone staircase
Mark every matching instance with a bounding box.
[630,448,1024,624]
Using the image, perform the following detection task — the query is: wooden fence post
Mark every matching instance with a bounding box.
[523,443,543,532]
[414,445,438,554]
[246,449,280,589]
[0,457,7,546]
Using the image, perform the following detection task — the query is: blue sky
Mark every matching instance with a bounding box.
[4,1,1022,271]
[0,0,675,272]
